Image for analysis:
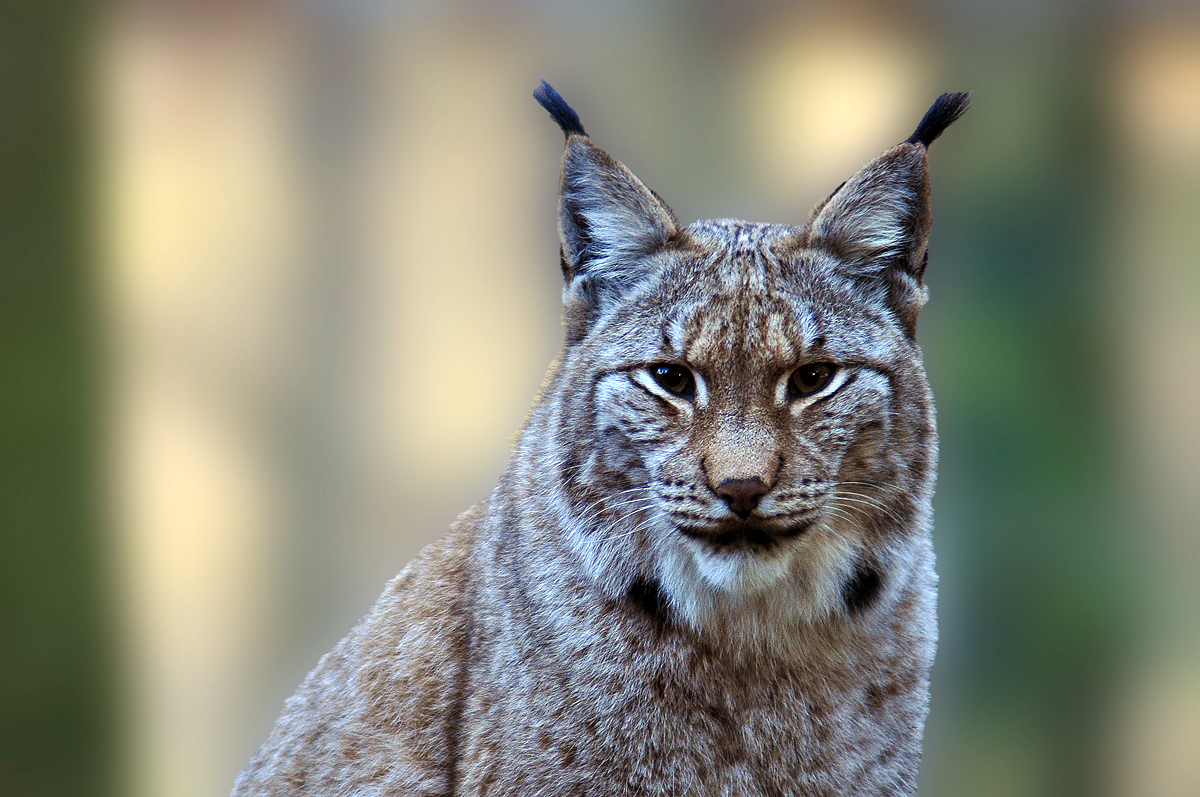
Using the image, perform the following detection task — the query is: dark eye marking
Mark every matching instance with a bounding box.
[649,364,695,398]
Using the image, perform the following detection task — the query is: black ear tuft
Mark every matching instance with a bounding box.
[534,79,587,138]
[906,92,971,147]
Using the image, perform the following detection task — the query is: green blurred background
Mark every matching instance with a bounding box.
[4,0,1199,795]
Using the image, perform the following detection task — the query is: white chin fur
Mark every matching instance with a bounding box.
[654,522,860,637]
[687,542,798,595]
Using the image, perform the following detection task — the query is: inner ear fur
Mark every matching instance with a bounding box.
[803,143,932,335]
[801,91,969,335]
[558,136,678,291]
[534,81,678,339]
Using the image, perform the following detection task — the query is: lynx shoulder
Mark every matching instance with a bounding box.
[233,82,969,797]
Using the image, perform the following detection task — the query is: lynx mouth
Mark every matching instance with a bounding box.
[678,520,812,551]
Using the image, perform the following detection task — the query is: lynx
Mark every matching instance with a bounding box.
[233,81,969,797]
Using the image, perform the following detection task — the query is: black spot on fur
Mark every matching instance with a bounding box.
[628,577,668,624]
[907,92,971,147]
[534,79,587,138]
[843,561,882,614]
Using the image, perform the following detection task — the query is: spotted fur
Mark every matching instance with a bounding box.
[233,84,968,797]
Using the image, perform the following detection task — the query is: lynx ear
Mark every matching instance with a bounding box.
[805,92,969,335]
[534,82,678,312]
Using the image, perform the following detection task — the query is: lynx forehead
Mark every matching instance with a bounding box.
[233,81,969,797]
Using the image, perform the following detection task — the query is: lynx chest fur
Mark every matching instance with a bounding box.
[233,83,969,797]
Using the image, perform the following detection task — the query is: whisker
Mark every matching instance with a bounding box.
[833,492,905,526]
[603,491,656,510]
[833,493,891,515]
[834,480,905,502]
[821,505,858,528]
[573,488,658,535]
[607,514,663,542]
[595,502,659,540]
[832,500,902,528]
[576,486,648,519]
[833,480,886,490]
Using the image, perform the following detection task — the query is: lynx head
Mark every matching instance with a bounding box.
[530,81,968,646]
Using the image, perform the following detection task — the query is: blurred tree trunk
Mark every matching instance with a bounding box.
[0,2,114,796]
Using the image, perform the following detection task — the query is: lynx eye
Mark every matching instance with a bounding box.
[789,363,837,398]
[650,364,695,397]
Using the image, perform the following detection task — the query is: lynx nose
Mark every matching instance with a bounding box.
[715,478,769,519]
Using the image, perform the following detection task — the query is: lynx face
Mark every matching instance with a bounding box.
[557,222,935,631]
[535,82,963,638]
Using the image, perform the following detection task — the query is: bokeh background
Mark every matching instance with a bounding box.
[4,0,1199,795]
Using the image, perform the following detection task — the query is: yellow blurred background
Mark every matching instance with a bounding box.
[4,0,1199,795]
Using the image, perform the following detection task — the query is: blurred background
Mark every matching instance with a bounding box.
[3,0,1199,795]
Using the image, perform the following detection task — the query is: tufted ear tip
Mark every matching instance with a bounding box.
[534,80,587,139]
[536,86,677,325]
[906,92,971,148]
